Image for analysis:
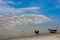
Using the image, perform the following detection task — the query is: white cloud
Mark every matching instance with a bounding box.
[0,6,40,18]
[0,0,43,28]
[0,0,51,28]
[0,14,51,28]
[7,1,15,5]
[0,0,22,6]
[15,7,40,13]
[0,0,40,17]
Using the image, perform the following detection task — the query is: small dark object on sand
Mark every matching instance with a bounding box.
[34,30,39,34]
[48,29,57,33]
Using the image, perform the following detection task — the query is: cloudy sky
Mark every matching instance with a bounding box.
[0,0,60,27]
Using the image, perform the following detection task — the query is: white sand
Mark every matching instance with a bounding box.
[9,34,60,40]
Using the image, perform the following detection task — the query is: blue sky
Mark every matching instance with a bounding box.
[0,0,60,27]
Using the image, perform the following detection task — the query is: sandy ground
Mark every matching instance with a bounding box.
[1,34,60,40]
